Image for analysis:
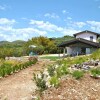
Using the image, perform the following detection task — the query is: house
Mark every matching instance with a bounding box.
[58,30,100,56]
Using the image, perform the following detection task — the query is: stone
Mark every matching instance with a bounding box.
[82,65,90,70]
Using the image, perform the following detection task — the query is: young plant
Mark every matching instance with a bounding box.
[90,68,100,78]
[50,75,60,88]
[72,70,84,79]
[33,72,47,92]
[47,65,55,77]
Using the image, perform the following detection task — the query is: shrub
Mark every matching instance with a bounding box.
[50,75,60,88]
[0,69,6,77]
[6,66,12,75]
[72,70,84,79]
[56,64,69,78]
[33,72,47,92]
[47,65,55,77]
[91,49,100,60]
[73,57,88,64]
[90,68,100,77]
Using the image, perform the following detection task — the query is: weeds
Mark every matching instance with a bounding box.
[90,68,100,78]
[50,75,60,88]
[72,70,84,79]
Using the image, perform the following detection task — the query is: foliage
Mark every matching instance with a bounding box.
[90,68,100,77]
[0,57,37,78]
[47,65,55,76]
[54,35,74,45]
[73,56,88,64]
[72,70,84,79]
[90,49,100,60]
[50,75,60,87]
[56,64,69,78]
[24,36,57,55]
[33,72,47,92]
[0,35,75,58]
[0,40,25,58]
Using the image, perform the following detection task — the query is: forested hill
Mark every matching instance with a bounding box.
[53,35,74,45]
[0,35,74,47]
[0,40,26,48]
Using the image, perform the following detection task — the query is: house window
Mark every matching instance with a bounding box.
[90,36,93,41]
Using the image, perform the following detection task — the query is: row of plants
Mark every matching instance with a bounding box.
[0,57,37,78]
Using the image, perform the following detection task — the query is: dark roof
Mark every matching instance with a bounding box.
[58,38,100,48]
[74,30,100,37]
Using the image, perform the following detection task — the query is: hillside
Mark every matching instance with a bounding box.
[0,40,26,48]
[54,35,74,45]
[0,35,73,47]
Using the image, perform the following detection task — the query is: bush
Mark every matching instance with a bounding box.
[56,65,69,78]
[33,72,47,92]
[91,49,100,60]
[50,75,60,88]
[72,70,84,79]
[47,65,55,77]
[91,68,100,77]
[73,57,88,64]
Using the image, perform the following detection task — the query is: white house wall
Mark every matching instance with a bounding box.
[66,47,81,56]
[86,48,90,54]
[66,47,72,55]
[76,32,97,42]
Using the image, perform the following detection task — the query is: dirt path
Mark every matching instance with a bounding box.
[0,60,52,100]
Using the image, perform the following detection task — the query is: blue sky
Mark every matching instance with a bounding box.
[0,0,100,41]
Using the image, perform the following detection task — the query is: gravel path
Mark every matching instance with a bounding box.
[0,60,50,100]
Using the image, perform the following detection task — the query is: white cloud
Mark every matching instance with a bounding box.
[0,26,47,41]
[29,19,80,36]
[73,22,86,28]
[0,18,16,25]
[62,29,80,36]
[62,10,66,14]
[62,10,69,14]
[0,18,47,41]
[87,21,100,31]
[44,13,59,19]
[2,18,100,41]
[30,19,64,32]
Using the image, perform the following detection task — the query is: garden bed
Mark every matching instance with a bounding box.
[0,57,37,78]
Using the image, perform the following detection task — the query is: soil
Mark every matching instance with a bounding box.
[40,74,100,100]
[0,59,53,100]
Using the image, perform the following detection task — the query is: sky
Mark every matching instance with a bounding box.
[0,0,100,41]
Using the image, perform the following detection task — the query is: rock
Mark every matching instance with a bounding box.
[94,62,98,66]
[83,62,89,65]
[82,65,90,70]
[74,64,82,69]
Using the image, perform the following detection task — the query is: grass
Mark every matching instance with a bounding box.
[72,70,84,79]
[40,56,59,61]
[90,68,100,78]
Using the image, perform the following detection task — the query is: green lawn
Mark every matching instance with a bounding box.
[40,56,60,61]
